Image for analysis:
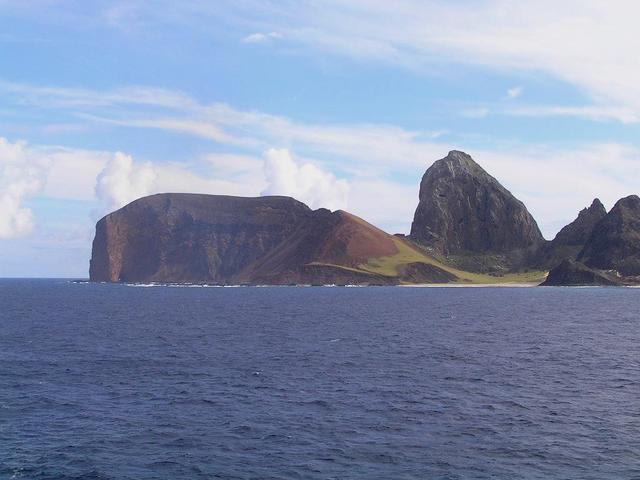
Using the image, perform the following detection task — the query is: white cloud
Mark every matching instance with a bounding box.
[95,152,156,214]
[3,82,640,239]
[0,137,48,239]
[261,148,348,211]
[506,86,523,100]
[242,31,282,43]
[43,148,111,201]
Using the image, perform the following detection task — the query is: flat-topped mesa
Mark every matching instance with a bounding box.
[409,151,544,259]
[89,193,315,283]
[89,193,456,285]
[578,195,640,276]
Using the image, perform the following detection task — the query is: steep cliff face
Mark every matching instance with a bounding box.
[409,151,544,270]
[578,195,640,276]
[535,198,607,268]
[90,193,455,285]
[553,199,607,247]
[89,194,314,283]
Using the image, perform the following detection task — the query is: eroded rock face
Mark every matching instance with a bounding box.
[409,151,544,256]
[535,198,607,268]
[578,195,640,276]
[89,193,430,285]
[89,194,314,283]
[553,199,607,247]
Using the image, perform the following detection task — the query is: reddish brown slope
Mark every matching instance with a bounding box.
[240,209,399,284]
[90,193,456,285]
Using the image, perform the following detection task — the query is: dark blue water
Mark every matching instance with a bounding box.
[1,280,640,479]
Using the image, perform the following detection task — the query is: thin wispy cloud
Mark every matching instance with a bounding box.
[503,105,640,124]
[505,86,523,100]
[242,31,283,43]
[185,0,640,122]
[461,108,490,119]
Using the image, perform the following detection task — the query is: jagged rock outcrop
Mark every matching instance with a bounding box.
[541,259,622,286]
[409,150,544,270]
[90,193,456,285]
[578,195,640,276]
[541,196,640,286]
[553,199,607,246]
[535,198,607,268]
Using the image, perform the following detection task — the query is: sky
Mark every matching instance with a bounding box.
[2,0,640,277]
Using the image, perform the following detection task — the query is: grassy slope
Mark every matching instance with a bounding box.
[311,237,547,284]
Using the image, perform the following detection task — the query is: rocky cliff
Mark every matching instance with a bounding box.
[409,150,544,271]
[90,193,455,285]
[540,259,623,286]
[90,194,312,283]
[542,195,640,286]
[535,198,607,268]
[553,199,607,247]
[578,195,640,276]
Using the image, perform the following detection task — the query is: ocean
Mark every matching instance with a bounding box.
[1,279,639,479]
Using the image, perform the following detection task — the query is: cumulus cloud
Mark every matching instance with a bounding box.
[261,148,348,211]
[95,152,156,213]
[242,31,282,44]
[0,137,48,239]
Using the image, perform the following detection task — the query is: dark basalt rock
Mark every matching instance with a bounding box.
[395,262,457,284]
[541,259,622,286]
[409,150,544,270]
[535,198,607,268]
[578,195,640,276]
[554,198,607,246]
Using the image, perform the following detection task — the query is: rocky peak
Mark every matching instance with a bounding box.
[409,150,544,256]
[438,150,485,173]
[551,198,607,247]
[578,195,640,275]
[609,194,640,216]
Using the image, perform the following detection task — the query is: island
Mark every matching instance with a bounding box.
[90,151,640,286]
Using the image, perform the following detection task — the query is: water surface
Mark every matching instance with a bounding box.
[1,280,639,479]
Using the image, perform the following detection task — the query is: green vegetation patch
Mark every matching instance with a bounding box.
[358,238,547,284]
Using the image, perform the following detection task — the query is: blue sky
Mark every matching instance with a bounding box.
[2,0,640,277]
